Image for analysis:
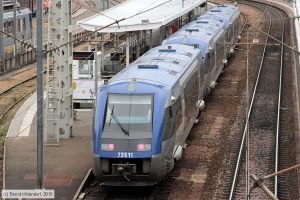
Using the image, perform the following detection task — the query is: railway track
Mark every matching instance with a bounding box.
[227,1,292,199]
[0,75,36,122]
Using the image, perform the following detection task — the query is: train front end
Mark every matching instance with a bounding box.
[93,80,168,186]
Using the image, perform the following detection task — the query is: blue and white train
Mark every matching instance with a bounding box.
[93,4,240,186]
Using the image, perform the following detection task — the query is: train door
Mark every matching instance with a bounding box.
[180,86,186,140]
[215,32,225,76]
[211,43,218,85]
[171,82,183,146]
[181,61,199,140]
[197,55,205,101]
[225,27,231,55]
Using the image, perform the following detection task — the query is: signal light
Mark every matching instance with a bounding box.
[101,143,115,151]
[137,144,151,151]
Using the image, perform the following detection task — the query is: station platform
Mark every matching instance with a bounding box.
[3,93,93,199]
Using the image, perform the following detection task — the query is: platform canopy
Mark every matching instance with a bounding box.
[77,0,206,33]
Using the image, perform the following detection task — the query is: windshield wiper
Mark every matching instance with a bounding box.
[110,107,130,136]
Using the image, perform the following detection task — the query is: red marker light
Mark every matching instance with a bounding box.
[137,144,145,151]
[108,144,115,151]
[137,144,151,151]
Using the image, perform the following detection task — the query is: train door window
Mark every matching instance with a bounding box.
[204,54,210,73]
[163,106,174,140]
[218,34,225,66]
[172,96,182,133]
[227,27,232,42]
[17,19,20,32]
[210,48,215,73]
[22,18,26,31]
[172,82,182,133]
[183,72,199,126]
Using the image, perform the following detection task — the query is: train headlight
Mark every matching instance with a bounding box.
[137,144,151,151]
[101,143,115,151]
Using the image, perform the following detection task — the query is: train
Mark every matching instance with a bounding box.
[3,2,32,59]
[93,4,241,186]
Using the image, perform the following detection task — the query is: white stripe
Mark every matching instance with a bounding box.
[19,102,37,137]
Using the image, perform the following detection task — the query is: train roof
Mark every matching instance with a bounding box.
[162,18,224,57]
[109,44,200,87]
[3,7,31,19]
[197,4,240,28]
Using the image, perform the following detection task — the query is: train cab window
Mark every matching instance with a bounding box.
[78,60,93,76]
[103,94,153,137]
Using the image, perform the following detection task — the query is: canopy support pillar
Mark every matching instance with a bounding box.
[126,33,130,67]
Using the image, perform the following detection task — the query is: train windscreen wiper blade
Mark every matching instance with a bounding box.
[110,111,130,136]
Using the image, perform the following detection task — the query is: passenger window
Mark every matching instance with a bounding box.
[5,21,13,33]
[4,22,7,32]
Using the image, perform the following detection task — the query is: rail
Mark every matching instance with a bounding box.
[229,1,285,199]
[229,4,272,199]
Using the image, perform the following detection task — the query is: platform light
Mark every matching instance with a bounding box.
[101,143,115,151]
[137,144,151,151]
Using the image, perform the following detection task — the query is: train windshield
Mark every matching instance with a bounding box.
[103,94,153,137]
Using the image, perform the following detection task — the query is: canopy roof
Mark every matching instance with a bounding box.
[77,0,206,33]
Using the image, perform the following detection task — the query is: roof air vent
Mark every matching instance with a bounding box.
[169,70,178,75]
[138,65,159,69]
[168,46,172,49]
[196,21,208,24]
[186,52,193,57]
[159,49,176,53]
[185,29,199,32]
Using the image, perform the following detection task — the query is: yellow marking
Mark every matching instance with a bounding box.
[7,46,13,54]
[72,82,77,89]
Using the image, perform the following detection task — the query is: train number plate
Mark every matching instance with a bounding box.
[117,152,133,158]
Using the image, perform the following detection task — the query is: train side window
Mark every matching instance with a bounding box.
[6,21,13,33]
[4,22,7,32]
